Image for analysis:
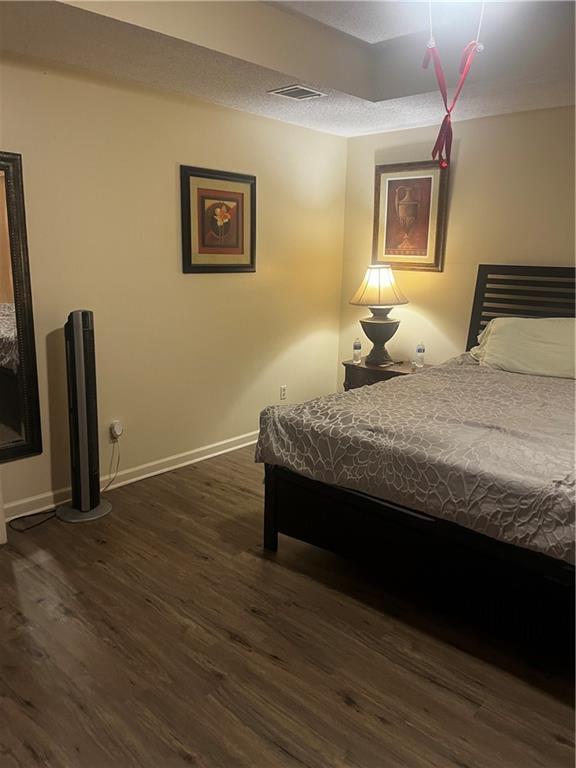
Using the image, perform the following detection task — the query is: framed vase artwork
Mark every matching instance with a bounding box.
[372,160,449,272]
[180,166,256,273]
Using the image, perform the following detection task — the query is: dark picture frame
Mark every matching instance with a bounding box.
[180,166,256,273]
[0,152,42,464]
[372,160,449,272]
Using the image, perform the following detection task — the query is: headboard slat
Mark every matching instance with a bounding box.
[481,308,574,319]
[466,265,576,350]
[483,298,574,309]
[485,278,573,289]
[484,288,573,299]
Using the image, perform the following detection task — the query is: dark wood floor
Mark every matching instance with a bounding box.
[0,446,573,767]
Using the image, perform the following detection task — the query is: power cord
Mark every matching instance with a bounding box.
[8,440,120,533]
[102,439,121,493]
[9,510,56,533]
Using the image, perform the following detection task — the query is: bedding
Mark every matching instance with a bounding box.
[0,303,18,371]
[471,316,575,379]
[256,354,575,564]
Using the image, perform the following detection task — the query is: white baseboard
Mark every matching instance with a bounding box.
[5,430,259,522]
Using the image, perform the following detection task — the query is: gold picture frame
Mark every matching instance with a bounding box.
[372,160,449,272]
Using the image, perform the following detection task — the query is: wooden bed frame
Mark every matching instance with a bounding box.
[263,264,576,589]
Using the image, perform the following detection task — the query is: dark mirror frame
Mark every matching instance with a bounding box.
[0,152,42,463]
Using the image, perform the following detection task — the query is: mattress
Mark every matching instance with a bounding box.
[256,355,575,564]
[0,303,18,371]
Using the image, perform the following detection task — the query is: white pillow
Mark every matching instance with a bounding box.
[470,316,575,379]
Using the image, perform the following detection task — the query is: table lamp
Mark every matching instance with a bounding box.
[349,264,408,366]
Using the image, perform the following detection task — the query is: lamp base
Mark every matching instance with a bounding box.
[359,308,400,366]
[365,346,395,366]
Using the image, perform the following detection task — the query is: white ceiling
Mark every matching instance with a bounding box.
[279,1,431,44]
[278,2,524,46]
[0,1,573,137]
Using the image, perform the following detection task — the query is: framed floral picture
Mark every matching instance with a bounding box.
[180,166,256,273]
[372,160,449,272]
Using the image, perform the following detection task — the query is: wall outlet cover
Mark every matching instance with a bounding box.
[110,420,124,440]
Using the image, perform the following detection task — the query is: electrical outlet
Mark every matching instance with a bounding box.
[280,385,287,401]
[110,420,124,441]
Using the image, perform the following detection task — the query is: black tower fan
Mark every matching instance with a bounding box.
[56,310,111,522]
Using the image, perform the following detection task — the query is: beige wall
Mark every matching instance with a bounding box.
[339,107,575,375]
[0,54,574,513]
[0,58,346,508]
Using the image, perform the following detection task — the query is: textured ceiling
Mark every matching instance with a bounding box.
[0,1,573,137]
[278,2,515,45]
[279,1,430,44]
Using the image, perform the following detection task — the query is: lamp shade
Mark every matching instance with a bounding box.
[349,265,408,307]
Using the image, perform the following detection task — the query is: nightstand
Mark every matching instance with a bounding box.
[343,358,426,391]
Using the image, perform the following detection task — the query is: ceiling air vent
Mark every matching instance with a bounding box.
[268,84,326,101]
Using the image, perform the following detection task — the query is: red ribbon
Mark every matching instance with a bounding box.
[423,40,480,167]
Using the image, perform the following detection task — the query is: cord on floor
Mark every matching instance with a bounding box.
[8,442,120,534]
[8,510,56,533]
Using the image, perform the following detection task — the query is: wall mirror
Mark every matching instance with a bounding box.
[0,152,41,463]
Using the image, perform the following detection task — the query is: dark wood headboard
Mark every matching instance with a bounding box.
[466,264,576,350]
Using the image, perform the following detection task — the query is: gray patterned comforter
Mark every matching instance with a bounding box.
[0,303,18,371]
[256,355,575,563]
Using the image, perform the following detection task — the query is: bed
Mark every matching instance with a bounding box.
[256,265,575,590]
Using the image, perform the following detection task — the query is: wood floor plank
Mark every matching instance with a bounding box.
[0,445,572,767]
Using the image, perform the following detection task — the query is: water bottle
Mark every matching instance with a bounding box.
[415,341,425,368]
[352,338,362,364]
